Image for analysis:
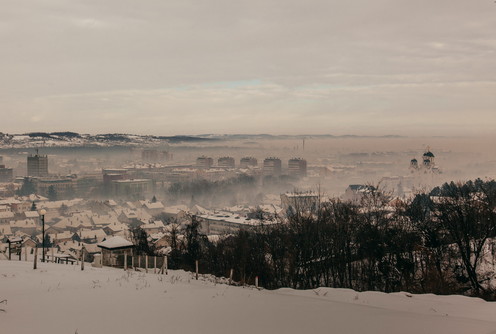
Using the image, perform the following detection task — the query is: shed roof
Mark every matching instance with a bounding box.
[97,236,133,250]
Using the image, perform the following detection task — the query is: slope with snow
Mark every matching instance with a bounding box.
[1,260,496,334]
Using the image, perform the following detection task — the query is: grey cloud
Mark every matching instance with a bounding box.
[1,0,495,135]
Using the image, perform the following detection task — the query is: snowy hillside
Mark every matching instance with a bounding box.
[2,260,496,334]
[0,132,213,148]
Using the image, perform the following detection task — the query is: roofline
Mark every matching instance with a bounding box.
[97,245,134,251]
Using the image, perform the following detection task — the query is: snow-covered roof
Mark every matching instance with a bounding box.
[258,204,283,214]
[104,222,129,233]
[79,229,107,242]
[0,198,22,205]
[39,198,83,209]
[198,213,277,227]
[53,215,93,229]
[191,205,210,215]
[0,211,15,219]
[10,219,37,228]
[144,201,164,210]
[82,242,101,254]
[50,231,76,240]
[21,194,49,202]
[141,220,165,230]
[92,214,120,226]
[24,211,40,218]
[98,236,133,250]
[7,236,23,243]
[163,205,189,215]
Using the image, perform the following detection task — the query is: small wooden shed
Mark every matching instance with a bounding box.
[97,236,134,268]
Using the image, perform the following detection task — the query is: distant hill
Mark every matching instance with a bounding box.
[0,132,404,149]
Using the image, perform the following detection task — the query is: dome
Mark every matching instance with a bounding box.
[423,151,435,158]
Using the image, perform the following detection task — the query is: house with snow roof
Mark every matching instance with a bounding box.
[162,205,190,221]
[196,212,277,235]
[10,219,38,235]
[78,228,108,244]
[140,220,165,235]
[140,200,165,215]
[343,184,377,202]
[0,211,15,225]
[23,211,40,220]
[97,236,134,267]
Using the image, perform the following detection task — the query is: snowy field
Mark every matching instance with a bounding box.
[2,260,496,334]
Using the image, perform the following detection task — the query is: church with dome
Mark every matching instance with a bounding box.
[410,148,441,174]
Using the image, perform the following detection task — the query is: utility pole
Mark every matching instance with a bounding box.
[39,209,47,263]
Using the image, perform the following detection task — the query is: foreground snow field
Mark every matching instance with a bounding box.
[2,260,496,334]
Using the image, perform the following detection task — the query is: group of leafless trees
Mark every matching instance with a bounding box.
[152,178,496,299]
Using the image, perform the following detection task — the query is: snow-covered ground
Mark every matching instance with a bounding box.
[2,260,496,334]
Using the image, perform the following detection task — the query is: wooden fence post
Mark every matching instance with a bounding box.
[25,246,28,261]
[255,276,259,289]
[33,247,38,270]
[165,255,168,275]
[160,256,165,275]
[229,269,233,285]
[195,260,199,280]
[154,256,157,274]
[81,246,85,271]
[145,256,149,273]
[124,253,128,271]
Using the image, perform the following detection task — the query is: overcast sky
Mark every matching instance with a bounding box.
[1,0,495,136]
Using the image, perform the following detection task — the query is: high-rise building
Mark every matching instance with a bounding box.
[27,154,48,177]
[102,169,128,195]
[141,149,172,162]
[263,157,282,176]
[288,158,307,177]
[196,156,213,169]
[218,157,235,168]
[142,149,159,162]
[240,157,258,168]
[0,165,13,182]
